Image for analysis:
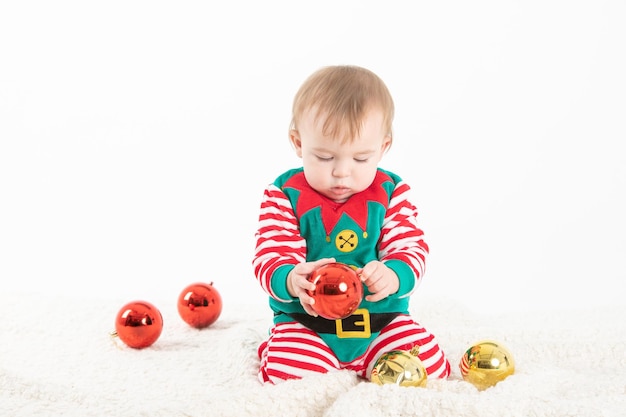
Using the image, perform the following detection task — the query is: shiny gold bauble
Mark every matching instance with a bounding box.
[371,346,427,387]
[459,340,515,390]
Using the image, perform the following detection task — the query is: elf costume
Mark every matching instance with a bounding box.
[254,167,429,360]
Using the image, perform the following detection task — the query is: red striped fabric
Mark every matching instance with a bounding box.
[258,316,450,384]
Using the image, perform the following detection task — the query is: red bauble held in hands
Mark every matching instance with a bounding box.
[177,282,223,328]
[307,262,364,320]
[113,300,163,349]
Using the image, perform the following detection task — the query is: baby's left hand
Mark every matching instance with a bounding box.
[357,261,399,302]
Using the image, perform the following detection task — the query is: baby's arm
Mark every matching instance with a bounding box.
[253,185,336,316]
[253,184,307,301]
[377,180,429,299]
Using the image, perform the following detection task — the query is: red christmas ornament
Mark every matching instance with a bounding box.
[177,282,223,328]
[307,262,363,320]
[113,300,163,349]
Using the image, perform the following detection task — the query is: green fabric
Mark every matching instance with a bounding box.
[268,167,415,362]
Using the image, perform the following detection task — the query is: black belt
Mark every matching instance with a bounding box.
[281,309,399,338]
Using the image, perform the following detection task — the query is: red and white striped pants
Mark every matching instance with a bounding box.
[258,314,450,384]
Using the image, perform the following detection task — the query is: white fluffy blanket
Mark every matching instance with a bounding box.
[1,294,624,417]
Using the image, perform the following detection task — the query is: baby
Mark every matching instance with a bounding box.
[252,65,451,384]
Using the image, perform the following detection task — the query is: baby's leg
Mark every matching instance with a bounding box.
[360,314,451,380]
[258,321,341,384]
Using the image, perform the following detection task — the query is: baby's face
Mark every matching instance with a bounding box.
[290,109,391,203]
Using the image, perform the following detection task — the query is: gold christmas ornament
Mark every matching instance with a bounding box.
[371,346,427,387]
[459,340,515,390]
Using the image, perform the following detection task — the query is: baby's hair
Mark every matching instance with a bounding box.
[290,65,394,145]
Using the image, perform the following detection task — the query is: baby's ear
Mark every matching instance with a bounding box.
[382,134,392,153]
[289,129,303,157]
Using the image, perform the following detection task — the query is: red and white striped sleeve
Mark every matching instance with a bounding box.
[378,180,429,294]
[252,184,307,301]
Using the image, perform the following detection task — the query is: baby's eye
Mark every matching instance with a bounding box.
[316,155,333,161]
[354,157,369,163]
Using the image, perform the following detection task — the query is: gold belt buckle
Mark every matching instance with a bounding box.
[335,308,371,338]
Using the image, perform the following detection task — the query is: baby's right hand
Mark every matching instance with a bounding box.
[286,258,336,317]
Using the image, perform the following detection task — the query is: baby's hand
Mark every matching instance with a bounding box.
[357,261,399,302]
[287,258,336,317]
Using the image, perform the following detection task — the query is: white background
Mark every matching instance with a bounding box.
[1,1,624,313]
